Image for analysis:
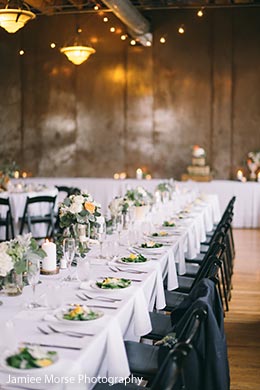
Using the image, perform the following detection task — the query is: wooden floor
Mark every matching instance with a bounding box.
[225,229,260,390]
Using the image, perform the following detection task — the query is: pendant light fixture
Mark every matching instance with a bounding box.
[60,26,96,66]
[0,0,35,34]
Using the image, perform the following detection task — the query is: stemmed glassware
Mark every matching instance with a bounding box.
[27,258,41,309]
[116,214,124,244]
[63,237,76,281]
[94,221,107,259]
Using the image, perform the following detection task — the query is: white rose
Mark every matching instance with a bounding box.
[69,202,83,214]
[0,249,13,277]
[73,195,85,204]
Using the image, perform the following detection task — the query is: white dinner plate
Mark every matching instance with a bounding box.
[135,245,165,255]
[117,256,150,265]
[1,348,59,374]
[55,307,103,324]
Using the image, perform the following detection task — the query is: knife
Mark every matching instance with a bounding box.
[23,342,82,350]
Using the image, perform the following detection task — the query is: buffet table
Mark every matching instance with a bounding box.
[19,178,260,228]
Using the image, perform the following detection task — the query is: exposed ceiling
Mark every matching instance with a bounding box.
[1,0,259,16]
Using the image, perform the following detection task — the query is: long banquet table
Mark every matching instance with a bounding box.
[0,193,220,389]
[19,177,260,228]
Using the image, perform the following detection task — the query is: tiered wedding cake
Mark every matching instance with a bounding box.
[182,145,212,181]
[187,145,210,176]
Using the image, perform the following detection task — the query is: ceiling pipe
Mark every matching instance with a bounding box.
[100,0,152,46]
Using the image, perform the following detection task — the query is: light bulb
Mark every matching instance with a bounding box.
[160,37,166,44]
[121,34,127,41]
[50,43,56,48]
[130,40,136,46]
[19,50,24,55]
[197,9,204,17]
[103,17,108,22]
[110,27,115,32]
[178,26,185,34]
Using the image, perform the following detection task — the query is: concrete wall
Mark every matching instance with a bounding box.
[0,8,259,179]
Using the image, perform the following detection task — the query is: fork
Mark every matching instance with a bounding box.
[48,325,93,337]
[83,292,122,302]
[37,326,83,338]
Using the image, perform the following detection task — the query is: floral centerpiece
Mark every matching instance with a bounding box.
[0,233,46,295]
[108,197,126,218]
[123,187,153,221]
[124,186,153,207]
[0,161,19,191]
[247,151,260,180]
[58,192,101,257]
[155,180,175,202]
[59,192,101,229]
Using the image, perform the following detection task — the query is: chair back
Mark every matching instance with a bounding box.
[152,307,207,390]
[0,197,14,240]
[19,195,57,239]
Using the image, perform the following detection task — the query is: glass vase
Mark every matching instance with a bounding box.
[4,270,23,296]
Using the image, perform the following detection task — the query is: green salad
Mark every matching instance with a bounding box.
[163,221,176,227]
[152,231,169,237]
[121,253,147,263]
[6,347,57,370]
[63,305,100,321]
[96,277,131,289]
[141,241,163,249]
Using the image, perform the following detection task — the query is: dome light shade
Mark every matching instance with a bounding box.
[60,45,96,65]
[0,8,35,33]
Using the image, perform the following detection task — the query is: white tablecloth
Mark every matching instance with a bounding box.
[0,192,219,389]
[178,180,260,228]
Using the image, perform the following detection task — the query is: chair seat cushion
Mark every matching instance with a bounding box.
[184,263,200,277]
[145,312,172,340]
[200,244,209,253]
[185,252,204,264]
[175,276,194,293]
[164,290,188,311]
[124,341,159,378]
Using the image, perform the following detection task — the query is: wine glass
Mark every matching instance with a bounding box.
[116,214,124,244]
[94,222,107,259]
[27,258,41,309]
[63,238,76,281]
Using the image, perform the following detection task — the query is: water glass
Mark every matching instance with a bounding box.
[94,222,107,259]
[63,237,76,281]
[77,257,91,282]
[27,258,41,309]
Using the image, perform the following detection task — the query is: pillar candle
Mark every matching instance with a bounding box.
[136,168,143,180]
[236,170,243,181]
[42,240,57,271]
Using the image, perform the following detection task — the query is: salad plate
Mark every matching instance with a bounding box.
[118,253,148,264]
[56,304,103,324]
[1,346,58,373]
[136,241,164,254]
[93,277,131,290]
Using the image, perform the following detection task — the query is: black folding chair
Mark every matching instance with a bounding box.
[0,197,14,241]
[19,195,57,239]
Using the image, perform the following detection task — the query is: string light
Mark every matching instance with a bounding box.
[160,37,166,44]
[110,27,115,32]
[146,41,152,47]
[130,39,136,46]
[103,16,108,22]
[19,50,24,55]
[121,34,127,41]
[197,9,204,17]
[94,5,99,10]
[50,43,56,48]
[178,25,185,34]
